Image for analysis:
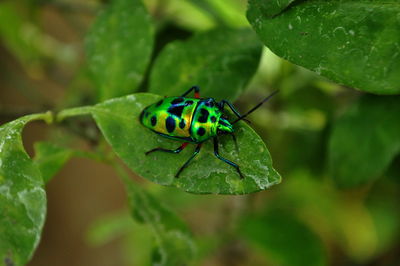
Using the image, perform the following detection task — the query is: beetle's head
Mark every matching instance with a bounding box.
[217,116,233,135]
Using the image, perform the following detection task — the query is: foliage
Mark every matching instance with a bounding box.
[58,93,280,194]
[329,95,400,187]
[116,164,196,266]
[240,210,326,266]
[0,0,399,265]
[247,0,400,94]
[86,0,154,101]
[0,114,50,266]
[149,28,262,101]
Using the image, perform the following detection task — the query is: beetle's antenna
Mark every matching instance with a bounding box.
[232,90,279,124]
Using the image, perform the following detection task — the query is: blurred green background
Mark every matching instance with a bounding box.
[0,0,399,265]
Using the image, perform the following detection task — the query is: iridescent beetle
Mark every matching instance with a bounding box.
[140,86,278,179]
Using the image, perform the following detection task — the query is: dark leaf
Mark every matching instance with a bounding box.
[149,28,262,101]
[329,95,400,187]
[86,0,154,101]
[247,0,400,94]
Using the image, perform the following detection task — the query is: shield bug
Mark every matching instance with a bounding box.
[140,86,278,178]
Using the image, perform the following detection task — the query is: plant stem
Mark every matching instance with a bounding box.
[21,111,54,125]
[57,106,94,122]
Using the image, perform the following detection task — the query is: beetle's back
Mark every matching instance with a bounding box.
[190,98,222,143]
[140,97,199,142]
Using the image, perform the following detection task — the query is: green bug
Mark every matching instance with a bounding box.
[140,86,278,178]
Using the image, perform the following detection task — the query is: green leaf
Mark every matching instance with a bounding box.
[0,2,41,67]
[202,0,248,27]
[143,0,216,31]
[149,28,263,101]
[247,0,400,94]
[34,142,74,183]
[86,210,134,246]
[386,155,400,183]
[0,2,77,70]
[0,114,51,266]
[86,0,154,101]
[240,210,327,266]
[123,218,154,266]
[84,93,281,194]
[118,170,195,266]
[249,0,296,18]
[328,95,400,187]
[58,93,281,194]
[367,181,400,256]
[276,171,380,262]
[33,142,102,183]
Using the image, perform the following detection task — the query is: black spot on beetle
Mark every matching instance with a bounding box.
[210,116,217,123]
[171,97,184,104]
[168,105,184,118]
[197,127,206,136]
[198,109,209,123]
[155,100,163,107]
[179,119,186,129]
[151,116,157,126]
[166,116,176,133]
[185,100,194,106]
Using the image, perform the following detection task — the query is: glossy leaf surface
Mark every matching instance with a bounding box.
[149,28,263,101]
[253,0,296,18]
[0,115,48,266]
[247,0,400,94]
[329,95,400,187]
[88,93,281,194]
[86,0,154,101]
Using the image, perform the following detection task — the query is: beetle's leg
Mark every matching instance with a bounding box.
[219,100,242,118]
[175,144,202,178]
[145,142,188,155]
[181,86,200,98]
[213,137,244,179]
[219,100,251,124]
